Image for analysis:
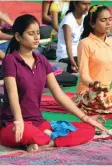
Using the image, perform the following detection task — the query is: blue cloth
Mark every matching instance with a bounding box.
[0,41,9,53]
[50,121,77,140]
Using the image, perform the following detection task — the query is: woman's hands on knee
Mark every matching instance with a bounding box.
[13,120,24,142]
[81,114,111,135]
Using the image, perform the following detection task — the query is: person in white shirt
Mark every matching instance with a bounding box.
[56,1,91,73]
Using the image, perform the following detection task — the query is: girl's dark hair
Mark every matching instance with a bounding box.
[6,14,40,54]
[66,1,79,15]
[81,5,109,39]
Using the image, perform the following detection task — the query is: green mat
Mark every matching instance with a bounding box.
[42,111,80,122]
[30,0,112,7]
[92,1,112,6]
[42,111,112,130]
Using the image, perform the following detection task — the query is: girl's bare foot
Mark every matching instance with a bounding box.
[44,129,52,136]
[26,144,39,152]
[39,140,55,150]
[27,130,55,152]
[27,140,55,152]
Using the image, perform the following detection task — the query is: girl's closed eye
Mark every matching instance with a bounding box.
[101,18,106,22]
[37,31,40,35]
[28,32,34,36]
[109,17,112,21]
[100,17,112,22]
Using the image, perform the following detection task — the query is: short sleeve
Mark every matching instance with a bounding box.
[50,2,59,12]
[41,55,53,75]
[61,14,73,29]
[2,54,16,78]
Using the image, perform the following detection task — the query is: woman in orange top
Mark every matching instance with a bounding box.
[73,5,112,114]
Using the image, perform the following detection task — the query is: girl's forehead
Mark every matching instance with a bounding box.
[97,10,111,19]
[26,22,39,30]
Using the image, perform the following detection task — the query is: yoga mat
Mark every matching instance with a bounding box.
[0,111,111,157]
[0,139,112,165]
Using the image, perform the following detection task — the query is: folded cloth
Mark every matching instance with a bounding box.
[50,120,77,140]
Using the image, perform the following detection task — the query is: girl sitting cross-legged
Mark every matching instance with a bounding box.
[0,14,110,152]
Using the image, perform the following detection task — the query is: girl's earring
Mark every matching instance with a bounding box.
[17,39,21,43]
